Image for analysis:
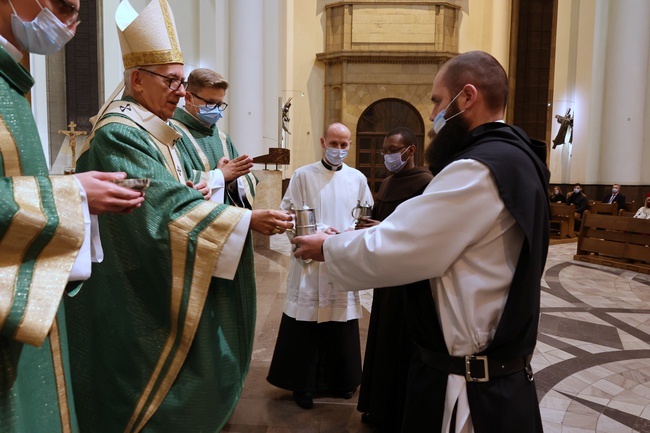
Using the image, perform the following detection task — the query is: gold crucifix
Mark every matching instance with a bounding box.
[57,121,87,173]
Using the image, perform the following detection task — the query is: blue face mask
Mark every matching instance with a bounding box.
[383,147,410,173]
[196,105,223,126]
[9,0,74,55]
[324,147,347,166]
[432,90,465,135]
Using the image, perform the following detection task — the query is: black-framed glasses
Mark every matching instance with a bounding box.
[380,145,408,156]
[138,69,188,91]
[190,93,228,111]
[55,0,80,27]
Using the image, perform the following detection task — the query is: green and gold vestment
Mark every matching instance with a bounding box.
[0,46,83,433]
[67,98,255,433]
[171,108,257,208]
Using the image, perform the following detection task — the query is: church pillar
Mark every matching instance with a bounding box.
[228,0,265,159]
[599,0,650,184]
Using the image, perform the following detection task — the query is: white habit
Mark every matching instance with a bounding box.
[324,159,525,433]
[282,161,373,322]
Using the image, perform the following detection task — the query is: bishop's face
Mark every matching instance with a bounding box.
[136,64,186,121]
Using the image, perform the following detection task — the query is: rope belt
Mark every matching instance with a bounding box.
[416,345,534,383]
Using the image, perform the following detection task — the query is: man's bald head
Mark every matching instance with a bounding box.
[439,51,509,113]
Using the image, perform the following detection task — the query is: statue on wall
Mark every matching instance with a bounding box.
[281,97,293,135]
[552,108,573,149]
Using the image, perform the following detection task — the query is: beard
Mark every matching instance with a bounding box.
[425,112,472,175]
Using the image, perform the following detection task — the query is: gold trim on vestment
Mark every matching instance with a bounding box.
[126,204,244,432]
[169,119,211,171]
[15,176,84,346]
[84,115,180,181]
[50,319,73,433]
[0,177,46,332]
[0,115,22,176]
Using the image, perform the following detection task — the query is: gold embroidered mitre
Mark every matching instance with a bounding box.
[115,0,183,69]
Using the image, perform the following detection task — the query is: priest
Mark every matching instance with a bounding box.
[0,1,144,432]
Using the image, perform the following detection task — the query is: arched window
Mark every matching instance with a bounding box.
[356,98,426,196]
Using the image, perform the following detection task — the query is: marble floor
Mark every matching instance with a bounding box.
[223,236,650,433]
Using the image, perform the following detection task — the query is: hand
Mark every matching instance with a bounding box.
[291,231,328,262]
[250,209,293,236]
[219,155,254,182]
[323,226,340,235]
[355,216,380,230]
[186,180,211,200]
[74,171,145,215]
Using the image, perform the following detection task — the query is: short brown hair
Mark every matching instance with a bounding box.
[440,51,509,112]
[187,68,229,94]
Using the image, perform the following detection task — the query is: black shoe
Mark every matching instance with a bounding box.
[293,391,314,409]
[361,412,373,424]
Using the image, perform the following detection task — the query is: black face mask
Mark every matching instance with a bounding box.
[425,103,472,176]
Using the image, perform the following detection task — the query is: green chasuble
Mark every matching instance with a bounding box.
[67,97,255,433]
[0,46,84,433]
[170,108,258,208]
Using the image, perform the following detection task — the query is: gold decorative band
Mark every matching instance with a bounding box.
[122,49,184,70]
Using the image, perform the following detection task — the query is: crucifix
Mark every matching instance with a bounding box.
[57,121,87,174]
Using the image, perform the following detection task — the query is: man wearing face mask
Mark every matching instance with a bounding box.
[63,2,292,432]
[267,122,373,410]
[602,183,626,210]
[0,1,146,432]
[292,51,550,432]
[567,182,588,218]
[354,127,432,430]
[171,68,257,207]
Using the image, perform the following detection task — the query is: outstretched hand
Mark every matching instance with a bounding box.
[250,209,293,236]
[291,231,329,262]
[74,171,145,215]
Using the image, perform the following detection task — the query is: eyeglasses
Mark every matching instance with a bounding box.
[380,145,409,156]
[190,93,228,111]
[55,0,81,27]
[138,69,188,91]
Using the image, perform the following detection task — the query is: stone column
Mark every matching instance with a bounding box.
[228,0,265,159]
[599,0,650,184]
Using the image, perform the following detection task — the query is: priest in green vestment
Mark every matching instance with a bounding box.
[169,68,263,428]
[65,2,292,432]
[0,2,145,432]
[171,68,258,209]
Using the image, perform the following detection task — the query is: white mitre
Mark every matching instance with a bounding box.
[115,0,183,69]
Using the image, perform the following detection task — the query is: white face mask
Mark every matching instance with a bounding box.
[9,0,74,55]
[432,90,465,135]
[384,147,410,173]
[324,147,347,166]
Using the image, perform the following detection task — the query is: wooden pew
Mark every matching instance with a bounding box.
[618,209,637,218]
[573,212,650,274]
[550,203,575,238]
[588,202,618,216]
[625,200,636,212]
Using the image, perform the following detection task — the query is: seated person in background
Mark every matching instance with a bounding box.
[549,186,566,203]
[567,183,588,218]
[602,183,626,209]
[634,195,650,219]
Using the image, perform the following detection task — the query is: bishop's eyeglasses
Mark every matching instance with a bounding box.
[138,69,188,91]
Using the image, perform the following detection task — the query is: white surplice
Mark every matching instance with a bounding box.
[324,159,524,433]
[281,161,373,322]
